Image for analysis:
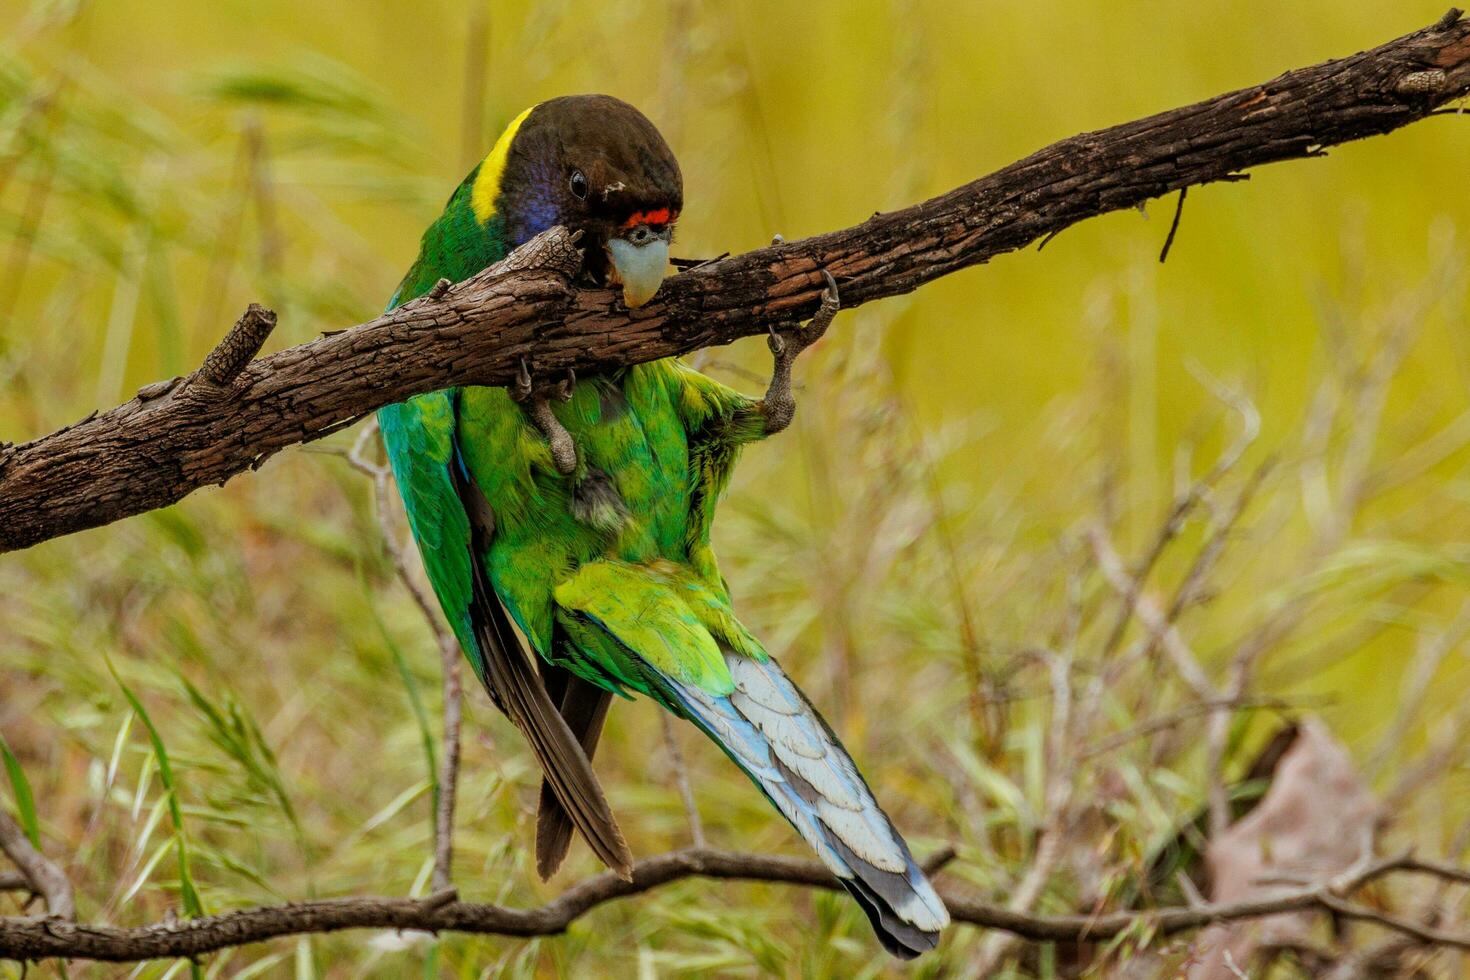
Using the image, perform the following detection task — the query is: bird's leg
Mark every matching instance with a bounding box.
[512,358,578,476]
[761,269,839,435]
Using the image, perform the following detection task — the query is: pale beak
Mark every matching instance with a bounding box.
[606,226,672,308]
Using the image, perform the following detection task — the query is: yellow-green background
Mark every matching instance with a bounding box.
[2,2,1468,976]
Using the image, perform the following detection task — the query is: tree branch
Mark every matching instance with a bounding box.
[3,11,1468,552]
[0,811,73,921]
[6,846,1470,964]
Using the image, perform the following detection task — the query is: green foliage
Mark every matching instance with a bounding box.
[109,660,204,919]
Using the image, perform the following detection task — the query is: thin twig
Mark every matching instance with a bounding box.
[970,553,1092,974]
[1088,525,1218,702]
[1096,372,1260,665]
[1079,695,1316,759]
[1317,892,1470,952]
[970,642,1079,974]
[1367,600,1470,778]
[1159,187,1188,262]
[1155,456,1273,639]
[348,420,463,892]
[658,714,704,848]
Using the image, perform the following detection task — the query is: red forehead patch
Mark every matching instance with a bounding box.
[622,208,675,229]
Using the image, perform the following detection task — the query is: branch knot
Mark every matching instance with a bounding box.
[197,304,277,389]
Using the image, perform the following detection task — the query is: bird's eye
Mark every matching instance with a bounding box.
[569,170,588,200]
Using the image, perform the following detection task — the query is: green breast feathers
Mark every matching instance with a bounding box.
[454,360,754,666]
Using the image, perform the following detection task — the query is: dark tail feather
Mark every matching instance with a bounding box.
[535,667,614,879]
[648,649,950,958]
[451,462,633,879]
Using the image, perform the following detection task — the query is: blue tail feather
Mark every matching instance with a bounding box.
[651,648,949,958]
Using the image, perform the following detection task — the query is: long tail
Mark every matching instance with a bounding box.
[647,647,950,958]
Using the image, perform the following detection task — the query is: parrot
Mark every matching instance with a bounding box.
[377,94,949,958]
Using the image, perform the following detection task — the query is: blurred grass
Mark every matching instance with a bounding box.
[0,731,38,848]
[1,1,1469,976]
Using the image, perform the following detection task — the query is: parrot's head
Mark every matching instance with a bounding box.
[485,95,682,308]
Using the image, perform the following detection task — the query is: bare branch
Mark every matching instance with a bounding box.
[658,713,704,849]
[1317,892,1470,953]
[1080,695,1315,759]
[0,810,73,921]
[8,846,1470,963]
[1089,525,1218,701]
[431,652,464,894]
[4,11,1470,552]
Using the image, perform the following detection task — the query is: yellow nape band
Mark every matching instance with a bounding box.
[471,104,536,225]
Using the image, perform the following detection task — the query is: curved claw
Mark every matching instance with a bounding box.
[512,357,533,402]
[820,268,840,307]
[805,269,840,345]
[556,367,577,402]
[767,325,787,356]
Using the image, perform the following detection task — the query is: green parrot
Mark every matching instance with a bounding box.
[378,94,948,958]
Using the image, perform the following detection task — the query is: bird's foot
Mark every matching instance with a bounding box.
[762,269,839,435]
[512,358,578,475]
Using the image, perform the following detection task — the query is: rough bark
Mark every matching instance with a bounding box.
[2,11,1468,553]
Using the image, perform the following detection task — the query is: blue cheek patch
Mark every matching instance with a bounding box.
[509,162,564,242]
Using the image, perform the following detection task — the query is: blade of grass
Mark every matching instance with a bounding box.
[0,729,40,848]
[108,658,204,919]
[180,674,303,842]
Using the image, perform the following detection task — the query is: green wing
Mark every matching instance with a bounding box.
[379,392,633,877]
[654,360,768,587]
[379,395,476,659]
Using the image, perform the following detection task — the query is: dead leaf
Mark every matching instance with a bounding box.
[1189,717,1381,979]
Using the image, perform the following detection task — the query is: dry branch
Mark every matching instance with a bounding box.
[3,11,1469,552]
[6,846,1470,963]
[0,811,72,921]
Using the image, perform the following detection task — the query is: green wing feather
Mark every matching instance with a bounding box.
[379,396,477,663]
